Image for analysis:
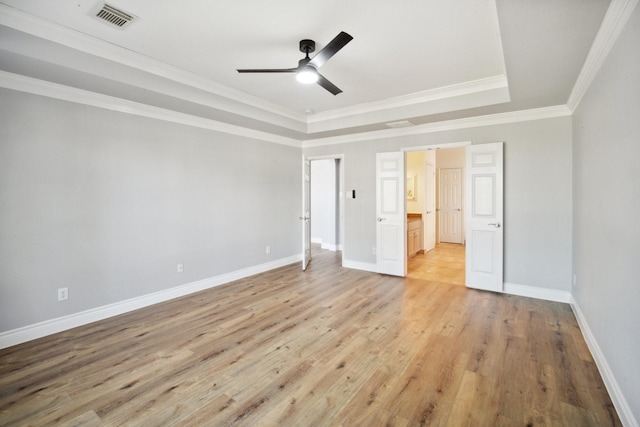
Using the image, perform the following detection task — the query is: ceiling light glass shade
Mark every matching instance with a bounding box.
[296,66,318,84]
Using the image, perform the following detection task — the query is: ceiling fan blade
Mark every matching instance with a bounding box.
[308,31,353,69]
[316,73,342,95]
[237,68,297,73]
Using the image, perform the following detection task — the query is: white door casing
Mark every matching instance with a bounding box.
[302,157,311,270]
[376,152,406,276]
[439,168,463,243]
[425,162,436,252]
[465,143,503,292]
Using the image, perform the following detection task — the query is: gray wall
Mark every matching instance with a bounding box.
[0,88,574,332]
[304,117,573,291]
[0,88,302,332]
[572,5,640,421]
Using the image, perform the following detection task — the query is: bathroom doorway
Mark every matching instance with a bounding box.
[406,147,466,284]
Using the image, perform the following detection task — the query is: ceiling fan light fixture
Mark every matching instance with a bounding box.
[296,66,318,84]
[237,32,352,95]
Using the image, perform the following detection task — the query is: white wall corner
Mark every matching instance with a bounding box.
[0,254,301,350]
[570,297,638,427]
[502,282,571,303]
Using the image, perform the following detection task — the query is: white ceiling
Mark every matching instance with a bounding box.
[0,0,611,140]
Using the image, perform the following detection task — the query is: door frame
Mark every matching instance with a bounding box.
[303,154,345,266]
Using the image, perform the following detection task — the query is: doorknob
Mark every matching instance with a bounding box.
[426,211,432,214]
[377,217,386,222]
[488,222,501,228]
[299,216,310,220]
[456,208,462,211]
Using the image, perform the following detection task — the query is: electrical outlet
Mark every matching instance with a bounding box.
[177,263,184,273]
[57,287,68,301]
[573,274,577,287]
[372,247,376,255]
[266,246,271,254]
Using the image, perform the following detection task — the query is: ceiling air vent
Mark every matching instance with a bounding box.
[93,4,135,28]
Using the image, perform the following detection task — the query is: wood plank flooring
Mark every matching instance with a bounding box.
[0,248,620,426]
[408,243,466,285]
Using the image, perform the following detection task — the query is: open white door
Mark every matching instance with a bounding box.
[301,157,311,270]
[465,143,503,291]
[376,152,405,276]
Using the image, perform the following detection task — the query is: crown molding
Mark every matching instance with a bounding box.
[302,105,571,148]
[306,75,510,133]
[5,1,631,140]
[0,71,301,148]
[0,5,514,136]
[1,69,571,150]
[0,4,307,126]
[308,75,509,124]
[567,0,639,112]
[0,4,521,139]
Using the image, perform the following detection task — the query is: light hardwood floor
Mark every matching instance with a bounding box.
[0,248,620,426]
[408,243,466,285]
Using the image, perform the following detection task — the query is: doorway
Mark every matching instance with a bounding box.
[406,147,466,284]
[308,156,344,263]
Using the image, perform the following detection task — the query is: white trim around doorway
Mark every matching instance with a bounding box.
[306,154,345,266]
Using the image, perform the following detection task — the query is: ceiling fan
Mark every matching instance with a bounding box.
[237,31,353,95]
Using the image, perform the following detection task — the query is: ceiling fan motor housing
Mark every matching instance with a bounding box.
[299,39,316,55]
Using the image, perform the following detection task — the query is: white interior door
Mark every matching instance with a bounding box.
[439,168,463,243]
[465,143,503,291]
[424,162,436,252]
[376,152,405,276]
[301,157,311,270]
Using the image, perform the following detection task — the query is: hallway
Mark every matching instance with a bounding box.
[407,243,465,285]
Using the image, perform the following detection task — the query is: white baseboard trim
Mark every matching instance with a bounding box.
[311,237,342,252]
[321,242,340,251]
[0,254,301,350]
[570,298,638,427]
[503,282,571,303]
[342,259,377,273]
